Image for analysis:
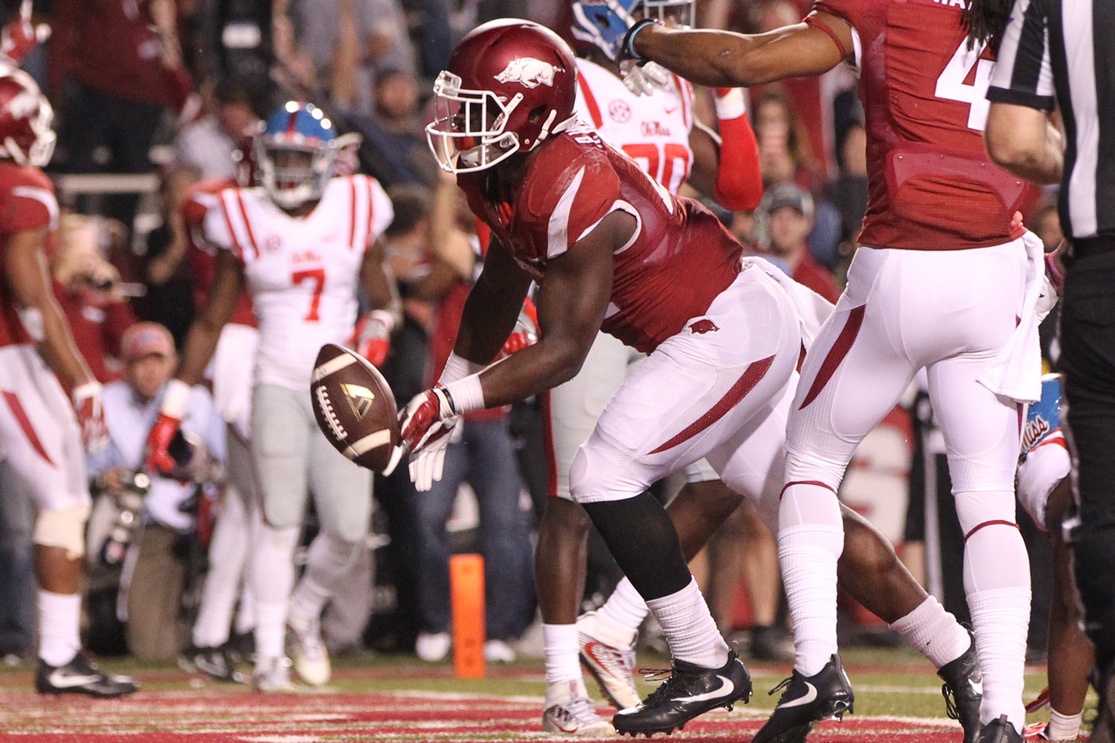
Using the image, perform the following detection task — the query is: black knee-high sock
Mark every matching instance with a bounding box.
[580,492,692,602]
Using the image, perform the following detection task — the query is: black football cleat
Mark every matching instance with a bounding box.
[612,649,752,737]
[752,654,854,743]
[35,653,138,698]
[938,632,983,743]
[179,643,245,683]
[978,714,1022,743]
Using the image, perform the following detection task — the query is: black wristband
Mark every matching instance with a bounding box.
[620,18,659,65]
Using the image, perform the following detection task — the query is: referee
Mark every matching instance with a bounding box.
[984,0,1115,739]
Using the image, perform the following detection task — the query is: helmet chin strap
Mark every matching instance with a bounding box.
[530,112,576,150]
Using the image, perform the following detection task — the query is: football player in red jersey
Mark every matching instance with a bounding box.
[0,64,136,697]
[623,4,1041,742]
[401,18,973,738]
[409,18,791,736]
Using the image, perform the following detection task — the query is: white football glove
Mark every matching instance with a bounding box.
[398,387,460,492]
[620,59,670,96]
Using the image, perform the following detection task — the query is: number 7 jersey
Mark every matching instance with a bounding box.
[811,0,1028,250]
[202,174,393,390]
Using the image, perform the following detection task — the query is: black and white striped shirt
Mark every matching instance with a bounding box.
[987,0,1115,241]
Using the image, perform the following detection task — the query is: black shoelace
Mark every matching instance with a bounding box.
[768,675,797,704]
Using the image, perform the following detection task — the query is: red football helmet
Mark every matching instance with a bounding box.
[426,19,577,173]
[0,64,53,168]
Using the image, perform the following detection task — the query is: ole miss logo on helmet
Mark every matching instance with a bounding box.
[690,319,719,334]
[495,57,562,89]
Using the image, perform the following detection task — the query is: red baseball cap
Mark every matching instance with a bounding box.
[121,322,174,361]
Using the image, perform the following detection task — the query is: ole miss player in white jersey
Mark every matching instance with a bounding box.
[0,64,136,697]
[1015,376,1091,743]
[145,101,396,691]
[626,2,1048,740]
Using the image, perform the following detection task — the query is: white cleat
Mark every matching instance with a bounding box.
[287,618,331,686]
[484,639,517,663]
[252,656,296,693]
[578,611,641,710]
[543,680,616,737]
[415,632,451,663]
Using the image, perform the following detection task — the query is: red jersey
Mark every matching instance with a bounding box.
[0,163,58,348]
[458,125,742,354]
[812,0,1028,250]
[183,179,257,328]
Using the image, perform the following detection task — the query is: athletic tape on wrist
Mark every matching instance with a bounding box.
[159,378,191,419]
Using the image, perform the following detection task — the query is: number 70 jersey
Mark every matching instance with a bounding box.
[813,0,1028,251]
[203,174,393,391]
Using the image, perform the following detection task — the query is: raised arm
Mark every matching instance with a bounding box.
[625,12,851,88]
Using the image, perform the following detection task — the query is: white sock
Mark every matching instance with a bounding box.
[645,578,728,669]
[192,485,251,647]
[255,599,288,663]
[598,578,649,637]
[37,590,81,667]
[543,623,583,686]
[584,607,638,650]
[545,676,592,707]
[289,532,361,628]
[964,522,1030,730]
[888,596,973,669]
[778,482,844,676]
[234,582,255,636]
[251,522,299,662]
[1048,708,1083,741]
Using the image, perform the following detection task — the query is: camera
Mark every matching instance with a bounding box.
[94,471,151,566]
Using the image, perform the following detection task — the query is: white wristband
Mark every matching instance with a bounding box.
[159,378,191,419]
[72,380,102,405]
[368,308,396,333]
[439,352,485,385]
[442,374,485,415]
[715,88,747,121]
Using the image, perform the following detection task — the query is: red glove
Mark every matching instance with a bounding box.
[713,87,764,212]
[145,413,182,475]
[145,379,190,474]
[500,298,539,358]
[398,386,459,491]
[72,381,108,452]
[353,309,394,367]
[0,1,49,64]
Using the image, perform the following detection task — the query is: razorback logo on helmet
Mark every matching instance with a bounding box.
[494,56,562,89]
[690,319,719,335]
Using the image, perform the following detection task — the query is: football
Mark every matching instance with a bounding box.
[310,343,402,474]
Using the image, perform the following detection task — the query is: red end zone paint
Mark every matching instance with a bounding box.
[0,684,966,742]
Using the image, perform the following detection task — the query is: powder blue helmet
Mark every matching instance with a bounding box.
[255,101,340,209]
[570,0,694,61]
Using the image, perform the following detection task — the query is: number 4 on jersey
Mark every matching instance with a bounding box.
[935,39,993,132]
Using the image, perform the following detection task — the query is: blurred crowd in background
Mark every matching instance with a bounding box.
[0,0,1064,672]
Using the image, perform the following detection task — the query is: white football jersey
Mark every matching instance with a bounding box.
[574,57,695,195]
[203,174,393,391]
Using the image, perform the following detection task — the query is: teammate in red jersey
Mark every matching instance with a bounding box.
[0,64,136,697]
[624,4,1042,742]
